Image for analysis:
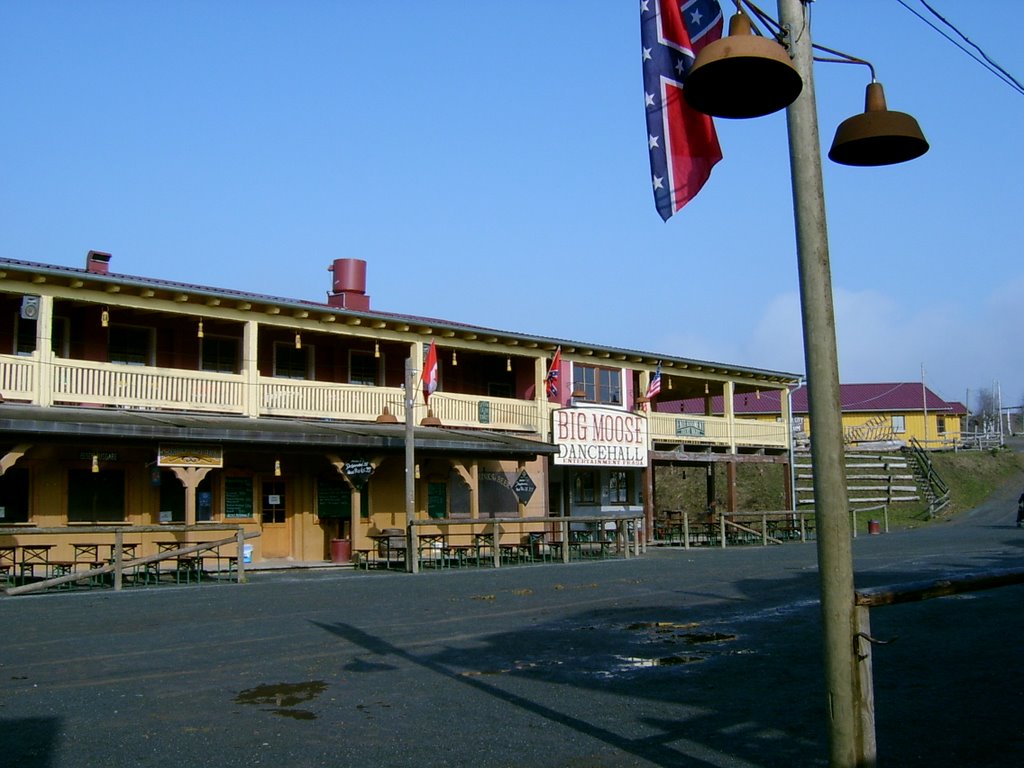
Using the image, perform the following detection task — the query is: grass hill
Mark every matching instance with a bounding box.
[653,445,1024,531]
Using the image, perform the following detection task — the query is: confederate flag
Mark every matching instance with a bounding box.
[422,340,438,402]
[641,0,724,220]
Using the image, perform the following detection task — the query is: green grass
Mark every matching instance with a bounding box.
[654,448,1024,531]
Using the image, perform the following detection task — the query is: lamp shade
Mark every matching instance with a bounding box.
[684,12,803,119]
[829,82,928,166]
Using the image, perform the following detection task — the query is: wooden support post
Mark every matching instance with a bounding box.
[492,520,500,568]
[855,605,878,766]
[113,529,124,591]
[236,528,246,584]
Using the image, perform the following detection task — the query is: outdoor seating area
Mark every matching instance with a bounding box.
[654,510,815,548]
[358,516,642,571]
[1,525,251,594]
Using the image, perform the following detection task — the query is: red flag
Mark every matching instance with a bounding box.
[641,0,724,220]
[422,340,438,402]
[545,347,562,399]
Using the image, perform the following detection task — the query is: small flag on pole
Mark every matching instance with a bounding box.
[545,347,562,399]
[422,340,438,402]
[641,0,724,220]
[646,363,662,401]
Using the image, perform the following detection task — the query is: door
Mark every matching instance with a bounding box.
[260,479,291,558]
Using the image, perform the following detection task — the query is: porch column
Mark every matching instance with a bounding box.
[723,380,736,453]
[242,319,259,417]
[170,466,214,525]
[534,357,548,440]
[34,294,55,407]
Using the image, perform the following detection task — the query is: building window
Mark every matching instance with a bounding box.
[573,364,621,405]
[68,469,125,523]
[573,471,597,504]
[0,468,30,524]
[201,336,240,374]
[608,471,630,504]
[109,325,153,366]
[274,342,313,380]
[349,350,378,386]
[262,480,286,524]
[937,416,946,435]
[14,316,69,357]
[891,415,906,434]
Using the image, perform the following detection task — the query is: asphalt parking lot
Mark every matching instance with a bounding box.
[3,476,1023,767]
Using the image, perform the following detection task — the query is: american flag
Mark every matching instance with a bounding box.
[545,347,562,399]
[641,0,724,221]
[646,363,662,401]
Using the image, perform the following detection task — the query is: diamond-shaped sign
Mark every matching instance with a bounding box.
[512,470,536,504]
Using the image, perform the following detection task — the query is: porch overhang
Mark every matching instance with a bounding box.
[0,405,556,460]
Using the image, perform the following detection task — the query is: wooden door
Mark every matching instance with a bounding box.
[260,479,291,558]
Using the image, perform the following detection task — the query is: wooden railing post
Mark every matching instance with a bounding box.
[113,528,124,591]
[236,527,246,584]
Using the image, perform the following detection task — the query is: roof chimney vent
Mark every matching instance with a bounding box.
[327,258,370,311]
[86,250,112,275]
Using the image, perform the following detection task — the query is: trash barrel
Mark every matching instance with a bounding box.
[868,520,881,535]
[330,538,352,563]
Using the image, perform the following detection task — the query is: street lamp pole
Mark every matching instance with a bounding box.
[777,0,869,764]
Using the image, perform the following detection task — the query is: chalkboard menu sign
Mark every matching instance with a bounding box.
[427,482,447,519]
[317,477,351,519]
[342,458,374,490]
[224,476,254,519]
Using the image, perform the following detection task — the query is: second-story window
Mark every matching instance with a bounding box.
[201,336,240,374]
[349,350,378,386]
[109,325,153,366]
[274,341,313,380]
[574,364,622,405]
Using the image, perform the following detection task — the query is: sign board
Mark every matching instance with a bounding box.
[224,476,253,519]
[342,458,374,489]
[552,406,648,467]
[317,477,351,519]
[675,418,706,437]
[512,471,536,504]
[158,444,224,468]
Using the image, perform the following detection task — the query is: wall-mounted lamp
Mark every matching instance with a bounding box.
[274,459,281,477]
[91,454,99,473]
[101,308,109,328]
[295,332,302,350]
[197,319,204,339]
[704,382,710,395]
[451,350,458,366]
[506,356,512,372]
[414,463,421,479]
[374,340,380,358]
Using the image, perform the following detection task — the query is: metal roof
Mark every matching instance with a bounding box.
[0,256,801,386]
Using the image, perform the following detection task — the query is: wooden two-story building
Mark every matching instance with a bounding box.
[0,252,799,566]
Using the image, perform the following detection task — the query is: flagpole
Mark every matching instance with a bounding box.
[405,357,417,573]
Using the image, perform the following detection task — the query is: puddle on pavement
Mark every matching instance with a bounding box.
[616,655,704,668]
[235,681,327,720]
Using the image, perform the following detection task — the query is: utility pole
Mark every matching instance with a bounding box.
[405,358,418,573]
[777,1,868,764]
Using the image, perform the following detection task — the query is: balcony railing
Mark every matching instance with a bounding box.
[1,354,789,448]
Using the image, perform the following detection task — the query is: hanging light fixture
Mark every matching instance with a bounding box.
[684,4,802,119]
[197,319,204,339]
[506,356,512,372]
[101,308,109,328]
[452,350,458,366]
[295,332,302,350]
[374,340,380,358]
[274,459,281,477]
[91,454,99,473]
[828,81,928,166]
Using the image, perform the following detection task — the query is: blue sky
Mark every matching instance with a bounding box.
[2,1,1021,411]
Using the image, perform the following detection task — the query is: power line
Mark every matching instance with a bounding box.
[894,0,1024,96]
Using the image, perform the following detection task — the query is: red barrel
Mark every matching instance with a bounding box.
[868,520,881,535]
[330,538,352,563]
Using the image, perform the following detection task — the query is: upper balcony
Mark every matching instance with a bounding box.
[0,255,799,452]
